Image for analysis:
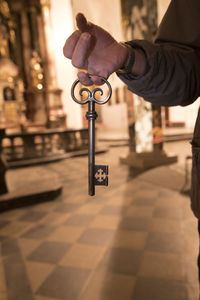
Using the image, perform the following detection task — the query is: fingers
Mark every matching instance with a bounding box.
[76,13,91,32]
[72,32,91,68]
[90,75,105,86]
[63,30,91,69]
[78,72,105,86]
[78,72,93,86]
[63,30,81,58]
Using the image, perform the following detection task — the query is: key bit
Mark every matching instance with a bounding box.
[94,165,108,186]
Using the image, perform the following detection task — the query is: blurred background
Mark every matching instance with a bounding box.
[0,1,199,299]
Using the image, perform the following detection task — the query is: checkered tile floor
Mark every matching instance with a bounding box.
[0,146,199,300]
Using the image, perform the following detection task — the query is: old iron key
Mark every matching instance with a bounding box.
[71,77,112,196]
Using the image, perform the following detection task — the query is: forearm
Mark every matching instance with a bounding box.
[117,40,200,106]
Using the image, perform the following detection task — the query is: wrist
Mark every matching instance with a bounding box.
[117,42,135,74]
[117,42,147,77]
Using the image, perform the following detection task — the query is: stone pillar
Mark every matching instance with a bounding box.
[120,0,177,171]
[19,7,46,125]
[37,0,65,127]
[19,0,66,128]
[40,0,57,88]
[20,10,33,89]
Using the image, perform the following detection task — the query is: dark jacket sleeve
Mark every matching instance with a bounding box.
[117,0,200,106]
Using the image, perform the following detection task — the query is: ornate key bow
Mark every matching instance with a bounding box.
[71,77,112,196]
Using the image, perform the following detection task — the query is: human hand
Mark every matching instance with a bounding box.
[63,13,128,85]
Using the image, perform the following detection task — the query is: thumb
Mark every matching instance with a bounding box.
[76,13,91,32]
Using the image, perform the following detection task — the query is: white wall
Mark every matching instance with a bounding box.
[71,0,123,44]
[157,0,171,25]
[169,100,200,129]
[50,0,198,131]
[50,0,82,128]
[71,0,128,130]
[101,103,128,130]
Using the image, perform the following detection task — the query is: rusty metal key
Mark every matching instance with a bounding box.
[71,77,112,196]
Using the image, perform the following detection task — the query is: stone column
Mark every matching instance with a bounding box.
[40,0,57,89]
[120,0,177,171]
[38,0,65,127]
[20,10,33,89]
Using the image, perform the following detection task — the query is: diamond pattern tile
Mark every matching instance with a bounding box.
[37,266,91,300]
[27,241,71,264]
[0,146,198,299]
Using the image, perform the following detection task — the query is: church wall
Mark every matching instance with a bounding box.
[157,0,170,25]
[70,0,128,131]
[50,0,200,132]
[50,0,82,129]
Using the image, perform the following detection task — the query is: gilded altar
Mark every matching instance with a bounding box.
[0,0,66,130]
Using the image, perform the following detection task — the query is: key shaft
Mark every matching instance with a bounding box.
[86,101,97,196]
